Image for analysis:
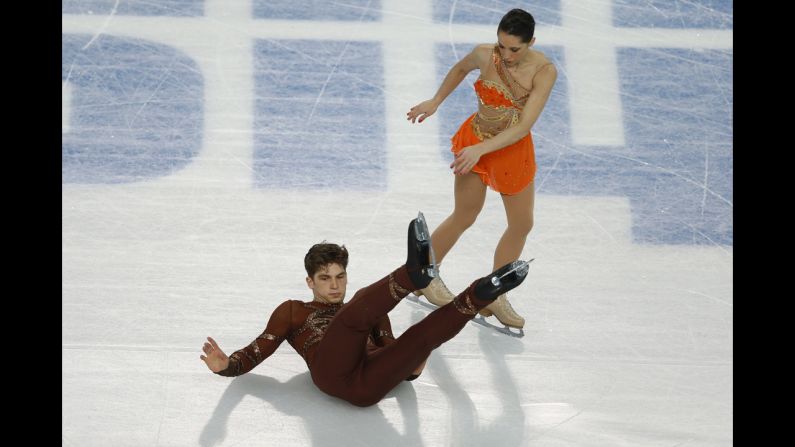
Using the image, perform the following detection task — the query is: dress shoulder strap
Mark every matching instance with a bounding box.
[495,60,529,101]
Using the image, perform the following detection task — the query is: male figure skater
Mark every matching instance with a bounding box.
[201,212,529,407]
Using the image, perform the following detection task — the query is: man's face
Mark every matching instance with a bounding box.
[307,263,347,304]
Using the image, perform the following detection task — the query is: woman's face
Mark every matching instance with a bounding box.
[496,30,533,67]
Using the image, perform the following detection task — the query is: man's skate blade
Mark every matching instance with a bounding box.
[471,315,525,338]
[415,212,430,241]
[414,212,438,278]
[496,258,534,282]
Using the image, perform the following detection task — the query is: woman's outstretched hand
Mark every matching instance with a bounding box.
[407,99,439,124]
[200,336,230,373]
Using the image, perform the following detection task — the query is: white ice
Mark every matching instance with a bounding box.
[62,1,733,445]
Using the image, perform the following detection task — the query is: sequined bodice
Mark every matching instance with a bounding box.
[288,302,342,365]
[471,46,531,140]
[216,298,396,377]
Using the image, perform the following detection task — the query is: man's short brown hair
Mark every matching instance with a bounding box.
[304,242,349,277]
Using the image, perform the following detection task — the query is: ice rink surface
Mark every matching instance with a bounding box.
[62,1,732,445]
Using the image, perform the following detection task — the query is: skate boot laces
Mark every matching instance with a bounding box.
[421,276,455,306]
[493,295,522,319]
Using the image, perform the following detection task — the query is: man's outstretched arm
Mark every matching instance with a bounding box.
[201,300,292,377]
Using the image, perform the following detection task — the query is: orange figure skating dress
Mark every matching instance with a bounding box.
[451,45,536,195]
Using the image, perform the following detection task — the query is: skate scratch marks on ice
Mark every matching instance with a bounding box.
[81,0,120,50]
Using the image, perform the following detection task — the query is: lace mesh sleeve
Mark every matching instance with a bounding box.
[215,300,293,377]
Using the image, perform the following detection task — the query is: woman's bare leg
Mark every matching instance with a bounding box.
[430,173,488,263]
[493,182,535,270]
[479,182,535,328]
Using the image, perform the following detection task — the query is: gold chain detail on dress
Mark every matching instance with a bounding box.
[481,79,524,108]
[453,292,478,316]
[388,272,411,302]
[469,46,532,141]
[471,78,523,140]
[471,108,520,140]
[493,46,530,101]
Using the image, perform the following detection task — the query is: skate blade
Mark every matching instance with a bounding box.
[491,259,534,286]
[415,211,438,278]
[405,294,440,311]
[406,295,525,338]
[471,315,525,338]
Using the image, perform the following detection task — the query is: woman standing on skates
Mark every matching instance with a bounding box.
[406,8,556,329]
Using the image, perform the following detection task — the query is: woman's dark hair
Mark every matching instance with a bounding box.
[304,242,349,277]
[498,8,536,43]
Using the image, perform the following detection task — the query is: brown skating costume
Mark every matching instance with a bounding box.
[216,265,493,407]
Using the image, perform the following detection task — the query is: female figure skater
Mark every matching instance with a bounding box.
[406,9,556,329]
